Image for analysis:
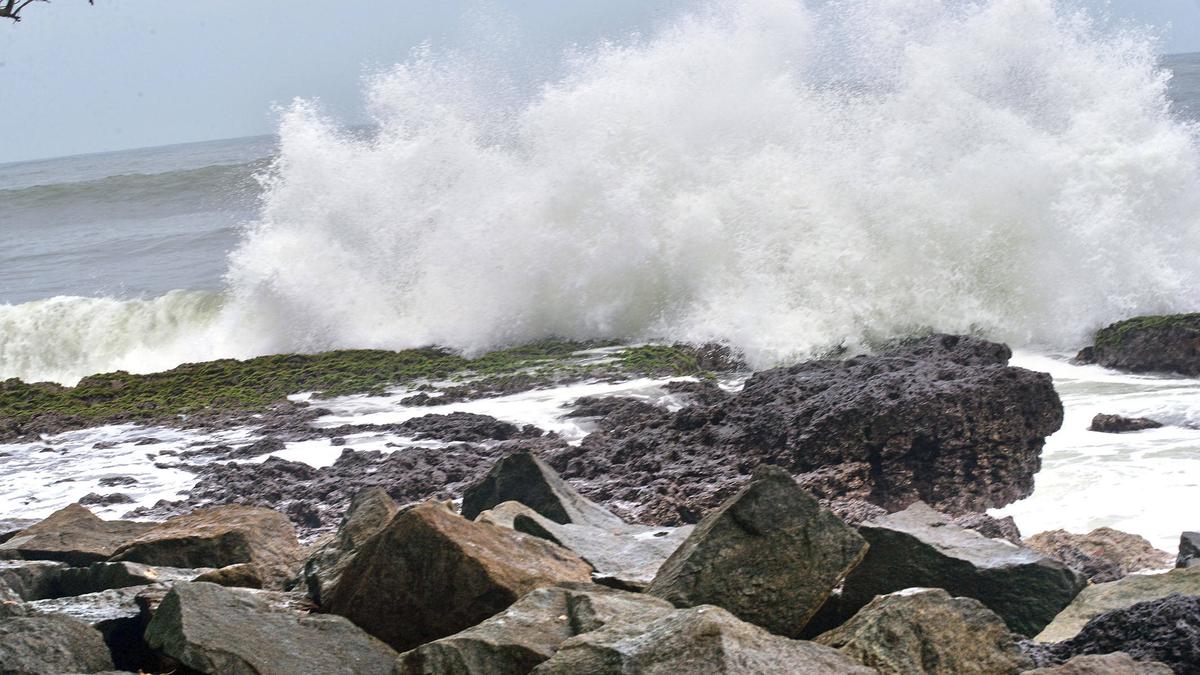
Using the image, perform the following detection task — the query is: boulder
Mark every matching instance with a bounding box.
[25,586,156,671]
[298,487,399,604]
[1034,595,1200,675]
[144,582,398,675]
[647,466,867,637]
[322,501,592,652]
[192,563,263,589]
[0,518,37,544]
[953,513,1023,544]
[52,561,203,598]
[462,452,630,531]
[477,501,692,591]
[1088,414,1163,433]
[0,505,155,566]
[396,582,675,674]
[1022,653,1174,674]
[1180,532,1200,568]
[814,588,1032,674]
[550,334,1064,524]
[1025,528,1174,583]
[110,505,302,588]
[1036,566,1200,642]
[532,605,875,674]
[812,502,1086,638]
[0,560,66,601]
[0,614,115,674]
[1086,314,1200,375]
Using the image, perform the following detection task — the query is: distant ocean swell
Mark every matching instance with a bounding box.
[3,0,1200,385]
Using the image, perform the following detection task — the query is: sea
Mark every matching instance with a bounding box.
[0,1,1198,550]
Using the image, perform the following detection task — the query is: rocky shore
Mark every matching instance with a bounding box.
[0,323,1197,674]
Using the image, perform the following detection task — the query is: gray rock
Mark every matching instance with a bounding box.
[462,452,630,531]
[647,466,867,637]
[0,518,37,544]
[812,502,1087,638]
[477,501,692,591]
[1036,566,1200,642]
[0,613,115,674]
[1021,653,1174,674]
[52,561,204,598]
[23,585,161,671]
[322,501,592,652]
[1087,314,1200,375]
[0,505,155,566]
[1180,531,1200,568]
[532,605,875,674]
[0,560,66,601]
[144,581,398,675]
[815,588,1033,674]
[396,583,675,674]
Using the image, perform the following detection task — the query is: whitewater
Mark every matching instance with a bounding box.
[2,0,1199,384]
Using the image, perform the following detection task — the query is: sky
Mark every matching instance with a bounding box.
[0,0,1198,164]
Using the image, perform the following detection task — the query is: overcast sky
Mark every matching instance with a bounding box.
[1,0,1197,164]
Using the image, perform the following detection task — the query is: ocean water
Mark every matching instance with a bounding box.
[1,0,1199,547]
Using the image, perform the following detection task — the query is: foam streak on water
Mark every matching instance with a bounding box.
[1,0,1199,384]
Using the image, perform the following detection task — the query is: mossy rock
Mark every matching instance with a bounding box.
[1089,314,1200,376]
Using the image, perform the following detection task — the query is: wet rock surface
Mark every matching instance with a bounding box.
[0,613,116,674]
[1037,566,1200,643]
[815,588,1033,675]
[1084,314,1200,376]
[1089,414,1164,433]
[811,502,1087,638]
[1025,528,1173,583]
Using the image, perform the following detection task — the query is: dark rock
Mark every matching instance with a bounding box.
[1088,314,1200,376]
[77,493,135,507]
[1035,594,1200,675]
[462,452,630,531]
[1022,652,1174,674]
[0,613,115,674]
[145,582,398,675]
[0,519,37,544]
[25,585,155,670]
[647,466,867,637]
[0,505,156,566]
[1025,528,1173,583]
[812,502,1087,638]
[0,561,66,601]
[1180,532,1200,569]
[96,477,137,488]
[298,487,399,604]
[396,582,675,674]
[1073,346,1097,365]
[953,512,1024,544]
[1089,414,1164,433]
[815,588,1033,674]
[1036,566,1200,642]
[477,501,692,591]
[51,562,201,598]
[532,605,875,674]
[110,505,302,588]
[550,334,1063,525]
[322,501,592,652]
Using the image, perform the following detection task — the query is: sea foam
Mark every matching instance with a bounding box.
[3,0,1199,384]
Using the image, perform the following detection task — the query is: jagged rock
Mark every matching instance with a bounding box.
[462,452,629,531]
[477,501,691,591]
[323,501,592,652]
[0,613,115,674]
[0,561,66,601]
[532,605,875,674]
[647,466,867,637]
[815,588,1033,674]
[1025,528,1173,583]
[1022,652,1174,674]
[25,585,158,671]
[1087,314,1200,375]
[812,502,1086,638]
[550,334,1064,524]
[52,562,203,598]
[953,513,1023,544]
[110,505,302,588]
[1036,566,1200,642]
[0,505,155,566]
[144,581,398,675]
[0,518,36,544]
[396,582,675,674]
[192,563,263,589]
[1089,414,1163,433]
[1035,595,1200,675]
[298,487,399,604]
[1180,532,1200,568]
